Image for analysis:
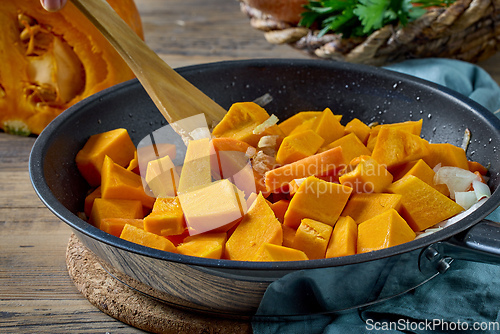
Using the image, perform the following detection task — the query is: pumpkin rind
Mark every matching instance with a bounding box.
[0,0,143,135]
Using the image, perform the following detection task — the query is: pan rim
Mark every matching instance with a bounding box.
[29,58,500,271]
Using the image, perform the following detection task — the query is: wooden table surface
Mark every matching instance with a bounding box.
[1,0,499,333]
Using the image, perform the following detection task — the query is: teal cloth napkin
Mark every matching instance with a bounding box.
[252,58,500,334]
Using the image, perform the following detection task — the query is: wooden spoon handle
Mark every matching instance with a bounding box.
[70,0,227,126]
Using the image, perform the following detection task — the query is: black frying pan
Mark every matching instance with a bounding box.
[30,59,500,317]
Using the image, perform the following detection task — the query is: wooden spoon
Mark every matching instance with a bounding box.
[70,0,227,128]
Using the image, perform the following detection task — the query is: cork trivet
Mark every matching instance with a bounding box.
[66,233,252,334]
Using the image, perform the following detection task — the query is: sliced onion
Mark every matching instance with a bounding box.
[433,166,481,199]
[253,114,279,134]
[473,180,491,201]
[455,191,478,210]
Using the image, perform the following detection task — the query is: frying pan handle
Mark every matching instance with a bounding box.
[439,220,500,265]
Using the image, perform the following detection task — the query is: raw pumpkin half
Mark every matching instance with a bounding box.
[0,0,144,135]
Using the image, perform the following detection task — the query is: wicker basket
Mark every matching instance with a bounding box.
[240,0,500,66]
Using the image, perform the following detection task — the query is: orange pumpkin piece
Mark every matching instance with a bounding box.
[136,143,177,177]
[252,243,309,261]
[321,132,371,164]
[269,199,290,223]
[120,224,177,252]
[308,108,345,145]
[339,155,393,193]
[278,111,322,135]
[387,175,464,231]
[264,146,345,192]
[178,179,247,235]
[100,218,144,237]
[282,225,296,248]
[100,155,155,209]
[177,138,212,194]
[89,198,143,229]
[340,193,402,224]
[209,138,263,197]
[344,118,371,144]
[468,161,488,175]
[212,102,284,147]
[283,175,352,229]
[75,128,136,187]
[422,143,469,170]
[371,127,429,170]
[292,218,333,260]
[145,154,179,198]
[392,159,449,196]
[276,129,324,165]
[84,186,101,218]
[144,197,185,236]
[0,0,143,136]
[177,232,227,259]
[357,209,416,253]
[366,120,423,151]
[225,193,282,261]
[326,216,357,258]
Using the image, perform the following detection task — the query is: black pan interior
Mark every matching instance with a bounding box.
[30,59,500,270]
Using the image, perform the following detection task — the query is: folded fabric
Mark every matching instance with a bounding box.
[252,58,500,334]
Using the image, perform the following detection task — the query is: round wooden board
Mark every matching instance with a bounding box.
[65,233,252,334]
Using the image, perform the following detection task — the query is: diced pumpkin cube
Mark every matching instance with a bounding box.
[367,120,423,151]
[89,198,143,229]
[282,225,296,248]
[292,218,333,260]
[144,197,185,236]
[265,146,345,192]
[120,224,176,252]
[326,216,357,257]
[136,142,177,177]
[422,143,469,170]
[288,117,317,136]
[212,102,284,147]
[101,155,155,208]
[357,209,416,253]
[210,138,267,197]
[75,128,136,187]
[309,108,344,145]
[340,193,402,224]
[387,175,464,231]
[392,159,449,196]
[145,155,179,198]
[278,111,322,135]
[276,129,324,165]
[284,176,352,229]
[225,193,282,261]
[177,138,212,194]
[177,232,227,259]
[321,132,371,164]
[100,218,144,237]
[178,179,247,235]
[344,118,371,144]
[252,243,309,261]
[84,186,101,218]
[339,155,393,193]
[371,127,429,169]
[269,199,290,223]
